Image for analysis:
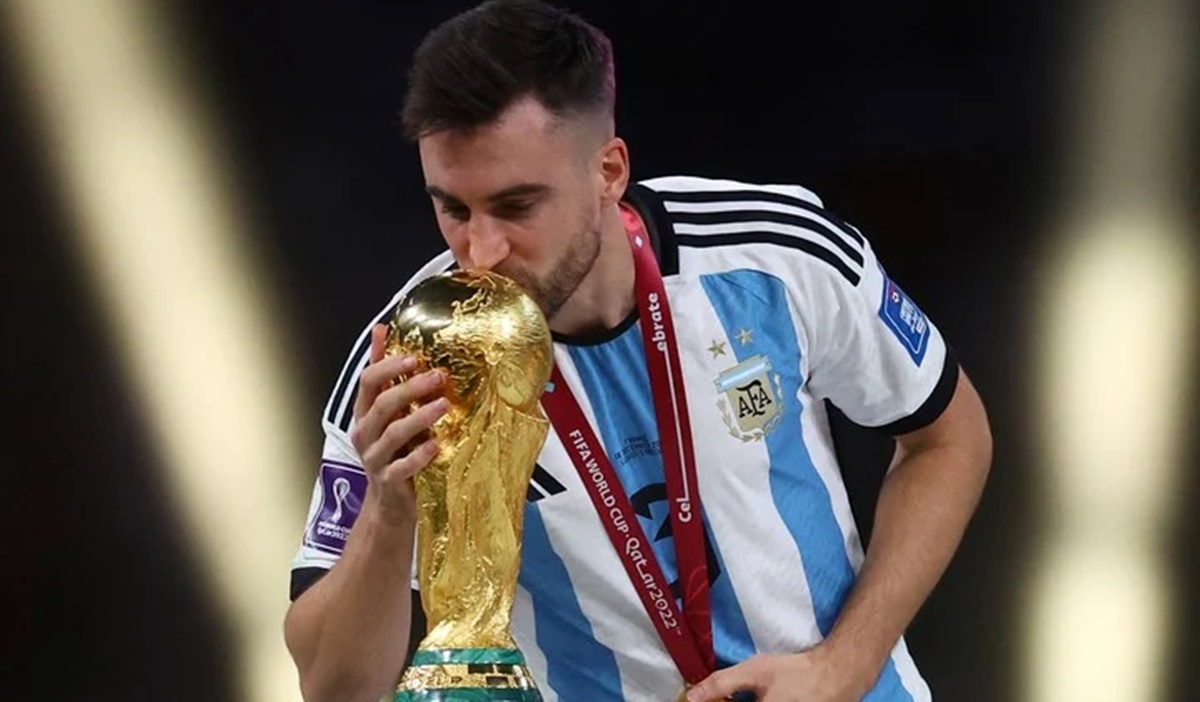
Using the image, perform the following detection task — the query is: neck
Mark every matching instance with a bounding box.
[548,204,635,337]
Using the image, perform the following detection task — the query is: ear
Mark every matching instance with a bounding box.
[597,136,630,206]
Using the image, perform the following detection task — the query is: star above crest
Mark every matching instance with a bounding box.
[707,340,728,358]
[737,328,754,346]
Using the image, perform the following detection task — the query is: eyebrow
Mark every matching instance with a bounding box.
[425,183,551,203]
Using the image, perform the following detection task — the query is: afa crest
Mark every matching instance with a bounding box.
[714,355,784,442]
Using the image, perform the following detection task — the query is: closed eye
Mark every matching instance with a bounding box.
[492,200,534,220]
[439,202,470,222]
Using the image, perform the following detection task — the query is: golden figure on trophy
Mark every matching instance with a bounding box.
[387,270,552,702]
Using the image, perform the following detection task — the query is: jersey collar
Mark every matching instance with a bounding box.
[547,182,678,347]
[622,182,680,277]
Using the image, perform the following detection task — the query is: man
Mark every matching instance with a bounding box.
[284,1,993,701]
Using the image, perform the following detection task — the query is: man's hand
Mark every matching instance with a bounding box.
[349,323,449,524]
[686,646,875,702]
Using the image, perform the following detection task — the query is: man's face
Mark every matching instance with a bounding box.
[418,98,607,318]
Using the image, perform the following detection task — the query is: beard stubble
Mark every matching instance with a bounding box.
[498,223,601,320]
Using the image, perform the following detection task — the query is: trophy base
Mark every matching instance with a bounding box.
[395,648,543,702]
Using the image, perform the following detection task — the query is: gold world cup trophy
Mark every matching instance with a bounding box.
[387,270,552,702]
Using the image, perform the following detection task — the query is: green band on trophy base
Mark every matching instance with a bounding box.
[411,648,528,667]
[395,648,543,702]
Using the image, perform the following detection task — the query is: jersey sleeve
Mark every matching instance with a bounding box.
[289,252,455,601]
[796,228,959,435]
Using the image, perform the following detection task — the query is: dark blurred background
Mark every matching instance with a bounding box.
[2,1,1196,701]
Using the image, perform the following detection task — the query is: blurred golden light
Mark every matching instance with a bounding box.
[4,2,308,701]
[1030,215,1193,702]
[1027,0,1196,700]
[1038,217,1194,536]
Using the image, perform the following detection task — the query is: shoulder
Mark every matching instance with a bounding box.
[397,250,459,296]
[634,174,870,288]
[321,249,457,433]
[373,249,459,321]
[351,249,459,344]
[638,174,827,208]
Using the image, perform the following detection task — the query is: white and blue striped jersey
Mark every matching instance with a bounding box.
[292,175,959,702]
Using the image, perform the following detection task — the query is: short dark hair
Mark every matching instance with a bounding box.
[401,0,616,140]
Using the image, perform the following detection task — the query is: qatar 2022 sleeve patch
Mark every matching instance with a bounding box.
[878,271,931,366]
[304,460,367,555]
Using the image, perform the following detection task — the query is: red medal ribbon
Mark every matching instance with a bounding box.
[541,204,715,683]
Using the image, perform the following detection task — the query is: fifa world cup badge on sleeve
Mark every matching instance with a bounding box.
[878,272,931,366]
[305,461,367,555]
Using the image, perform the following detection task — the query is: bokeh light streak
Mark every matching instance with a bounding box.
[1026,0,1196,700]
[5,2,309,701]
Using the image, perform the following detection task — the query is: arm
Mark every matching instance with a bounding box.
[686,195,990,702]
[821,366,992,694]
[284,506,418,702]
[285,325,448,702]
[688,369,991,702]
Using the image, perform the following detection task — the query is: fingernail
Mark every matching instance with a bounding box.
[436,397,451,412]
[400,356,418,372]
[431,370,445,385]
[424,440,440,456]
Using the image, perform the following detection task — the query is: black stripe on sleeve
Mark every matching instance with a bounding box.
[668,209,864,266]
[334,301,404,432]
[653,188,866,246]
[325,336,371,427]
[873,345,960,436]
[675,232,861,286]
[290,566,330,601]
[336,363,366,432]
[331,262,460,431]
[326,302,400,429]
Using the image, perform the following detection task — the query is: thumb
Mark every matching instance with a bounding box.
[687,659,765,702]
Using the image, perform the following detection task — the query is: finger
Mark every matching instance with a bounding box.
[364,368,446,432]
[364,397,450,469]
[351,359,420,455]
[353,354,420,439]
[370,323,386,364]
[687,659,766,702]
[353,325,407,423]
[357,353,418,413]
[380,437,441,483]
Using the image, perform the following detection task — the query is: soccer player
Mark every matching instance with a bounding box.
[283,1,993,701]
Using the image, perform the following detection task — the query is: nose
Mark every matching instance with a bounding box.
[465,217,510,271]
